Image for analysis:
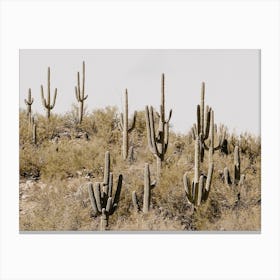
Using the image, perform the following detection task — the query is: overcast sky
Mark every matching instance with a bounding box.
[19,49,260,135]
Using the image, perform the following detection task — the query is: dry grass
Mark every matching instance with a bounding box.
[19,108,261,231]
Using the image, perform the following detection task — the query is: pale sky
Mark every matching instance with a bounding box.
[20,49,260,135]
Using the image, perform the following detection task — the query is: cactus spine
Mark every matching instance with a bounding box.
[75,61,88,124]
[119,89,136,160]
[191,82,211,162]
[183,110,214,206]
[132,163,156,213]
[41,67,57,119]
[145,73,172,179]
[87,151,123,230]
[24,88,34,125]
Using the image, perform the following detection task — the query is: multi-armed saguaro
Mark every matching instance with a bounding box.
[132,163,156,213]
[75,61,88,124]
[24,88,34,125]
[192,83,226,161]
[183,110,214,207]
[41,67,57,119]
[87,151,123,230]
[118,89,136,160]
[145,73,172,178]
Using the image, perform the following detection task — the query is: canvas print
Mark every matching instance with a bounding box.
[19,50,261,231]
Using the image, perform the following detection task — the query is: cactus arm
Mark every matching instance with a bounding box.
[40,85,47,107]
[106,197,113,214]
[224,167,231,186]
[112,174,123,211]
[50,88,57,109]
[205,163,214,192]
[128,111,137,132]
[164,122,169,153]
[204,106,211,140]
[200,82,205,136]
[75,86,79,102]
[145,106,159,156]
[197,105,201,135]
[93,183,102,212]
[88,183,98,215]
[108,172,113,198]
[196,175,204,206]
[167,109,172,123]
[132,191,140,211]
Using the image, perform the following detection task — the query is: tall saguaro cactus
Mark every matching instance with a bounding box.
[183,110,214,207]
[41,67,57,119]
[145,73,172,179]
[87,151,123,230]
[132,163,156,213]
[191,82,211,162]
[75,61,88,124]
[118,89,137,160]
[24,88,34,125]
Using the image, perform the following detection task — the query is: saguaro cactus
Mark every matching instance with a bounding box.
[87,151,123,230]
[118,89,136,160]
[132,163,156,213]
[75,61,88,124]
[145,73,172,178]
[224,145,245,186]
[41,67,57,119]
[24,88,34,125]
[183,110,214,207]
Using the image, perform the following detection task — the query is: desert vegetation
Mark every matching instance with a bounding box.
[19,62,261,231]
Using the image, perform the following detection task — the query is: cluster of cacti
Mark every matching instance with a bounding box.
[224,145,245,186]
[87,151,123,230]
[23,65,251,227]
[118,89,137,160]
[75,61,88,124]
[145,73,172,179]
[132,163,156,213]
[41,67,58,119]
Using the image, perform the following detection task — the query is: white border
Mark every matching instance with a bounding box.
[1,1,279,279]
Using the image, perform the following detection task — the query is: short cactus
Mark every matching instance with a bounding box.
[145,73,172,179]
[87,151,123,230]
[41,67,57,119]
[118,89,136,160]
[75,61,88,124]
[132,163,156,213]
[224,145,245,187]
[24,88,34,125]
[32,117,37,145]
